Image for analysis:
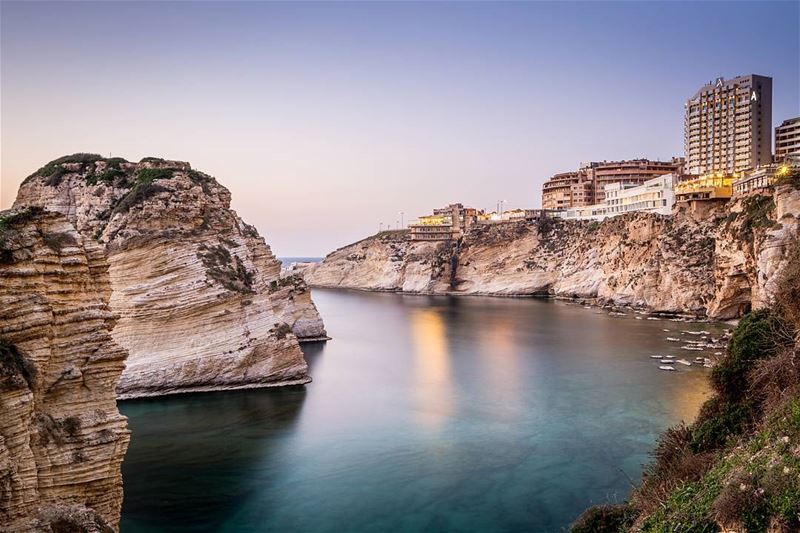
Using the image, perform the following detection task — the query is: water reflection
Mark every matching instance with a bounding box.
[120,290,720,532]
[409,307,453,429]
[120,388,307,532]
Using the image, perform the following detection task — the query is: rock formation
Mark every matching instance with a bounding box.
[0,207,129,531]
[14,154,326,398]
[305,185,800,319]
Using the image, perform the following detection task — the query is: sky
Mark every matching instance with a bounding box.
[1,1,798,256]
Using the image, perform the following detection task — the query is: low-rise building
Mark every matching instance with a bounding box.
[477,208,557,223]
[409,203,481,241]
[541,158,682,209]
[733,157,800,196]
[560,175,676,221]
[605,174,676,216]
[674,174,733,203]
[592,158,683,204]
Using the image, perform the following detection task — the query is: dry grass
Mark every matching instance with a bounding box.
[749,346,800,418]
[631,424,716,515]
[772,238,800,335]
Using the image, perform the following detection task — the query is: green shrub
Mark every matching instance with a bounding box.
[571,504,635,533]
[0,206,45,233]
[110,169,173,214]
[112,182,169,214]
[105,157,128,168]
[690,396,758,453]
[43,166,68,186]
[187,169,215,193]
[736,195,775,239]
[135,168,175,183]
[197,244,254,293]
[23,153,108,184]
[87,168,125,186]
[52,153,104,165]
[711,309,788,398]
[633,424,716,515]
[640,481,721,533]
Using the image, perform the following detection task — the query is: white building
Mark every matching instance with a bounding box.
[561,174,676,221]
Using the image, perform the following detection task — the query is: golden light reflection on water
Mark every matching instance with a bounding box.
[476,317,521,398]
[666,372,713,424]
[409,308,453,429]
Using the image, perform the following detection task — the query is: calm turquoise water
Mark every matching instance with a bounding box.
[120,289,722,532]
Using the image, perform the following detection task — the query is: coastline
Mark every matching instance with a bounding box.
[308,284,731,323]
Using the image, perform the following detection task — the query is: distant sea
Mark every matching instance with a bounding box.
[278,257,323,267]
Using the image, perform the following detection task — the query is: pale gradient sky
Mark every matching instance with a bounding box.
[2,1,798,256]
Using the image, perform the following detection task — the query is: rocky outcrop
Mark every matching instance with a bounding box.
[0,207,129,531]
[306,186,800,319]
[14,155,326,398]
[707,184,800,319]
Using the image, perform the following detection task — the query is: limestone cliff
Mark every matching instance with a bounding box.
[0,207,129,531]
[306,185,799,319]
[14,154,326,398]
[707,184,800,319]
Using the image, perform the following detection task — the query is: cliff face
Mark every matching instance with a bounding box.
[306,186,799,319]
[0,208,129,531]
[14,155,326,398]
[707,185,800,319]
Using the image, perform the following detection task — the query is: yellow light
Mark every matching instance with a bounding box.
[777,165,790,177]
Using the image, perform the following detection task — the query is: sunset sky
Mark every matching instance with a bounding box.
[2,1,798,256]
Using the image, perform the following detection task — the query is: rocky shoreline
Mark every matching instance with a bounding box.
[305,185,800,320]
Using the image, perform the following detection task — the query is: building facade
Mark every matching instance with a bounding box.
[775,117,800,161]
[409,203,481,241]
[560,174,676,221]
[684,75,772,176]
[591,158,683,204]
[733,157,800,196]
[541,171,592,210]
[674,174,733,203]
[605,174,676,216]
[541,158,682,209]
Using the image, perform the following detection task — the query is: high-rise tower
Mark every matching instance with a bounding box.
[684,75,772,175]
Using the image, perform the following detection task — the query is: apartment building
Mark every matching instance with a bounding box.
[591,158,683,204]
[541,171,592,210]
[684,75,772,175]
[775,117,800,160]
[560,174,676,221]
[541,158,681,209]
